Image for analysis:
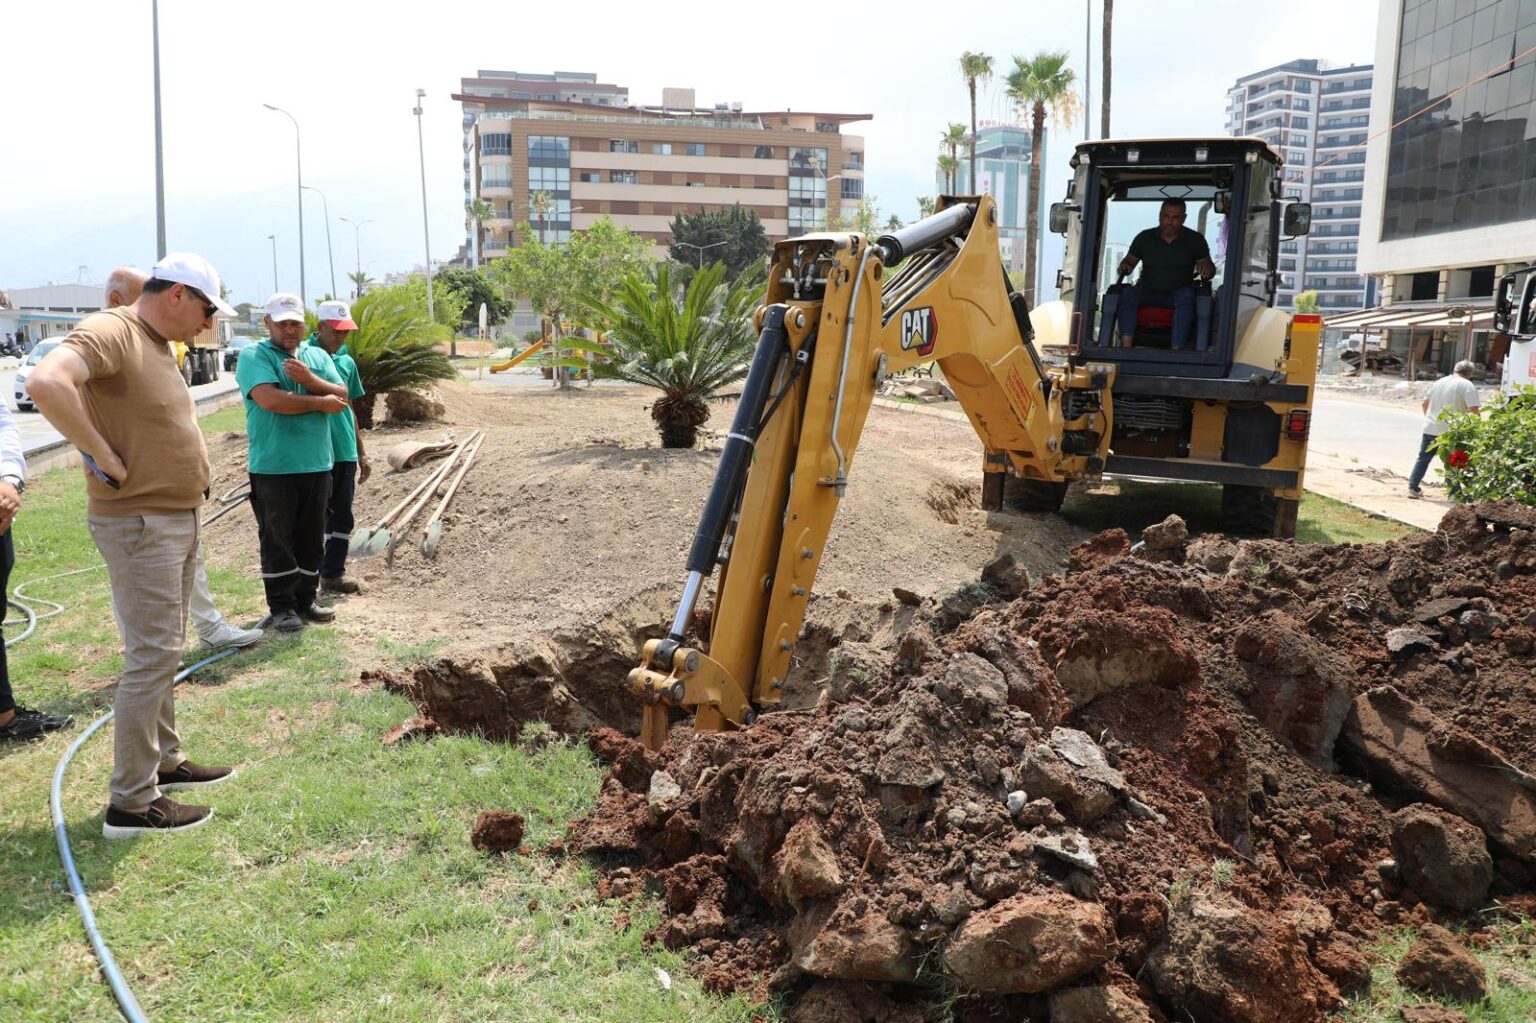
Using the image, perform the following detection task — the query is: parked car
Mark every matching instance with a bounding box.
[223,336,254,371]
[14,340,60,411]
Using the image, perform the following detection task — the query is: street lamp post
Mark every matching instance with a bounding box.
[302,185,338,300]
[151,0,166,259]
[263,103,306,307]
[675,240,726,269]
[267,234,279,294]
[537,204,582,246]
[412,88,434,326]
[340,217,372,299]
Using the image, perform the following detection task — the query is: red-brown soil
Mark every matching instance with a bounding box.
[558,502,1536,1021]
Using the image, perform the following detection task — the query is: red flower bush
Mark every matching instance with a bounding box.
[1448,449,1469,468]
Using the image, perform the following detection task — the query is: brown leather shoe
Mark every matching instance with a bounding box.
[320,575,361,595]
[103,796,212,839]
[157,761,237,791]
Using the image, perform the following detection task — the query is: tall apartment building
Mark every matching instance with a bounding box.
[941,123,1045,271]
[454,70,869,263]
[1225,59,1376,312]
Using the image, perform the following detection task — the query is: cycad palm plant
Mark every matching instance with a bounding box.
[346,286,457,427]
[570,261,761,448]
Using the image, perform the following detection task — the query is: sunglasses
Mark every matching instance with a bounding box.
[182,284,218,320]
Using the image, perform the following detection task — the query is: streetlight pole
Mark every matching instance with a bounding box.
[263,103,306,307]
[340,217,371,299]
[676,240,726,269]
[152,0,166,259]
[267,234,279,294]
[302,185,338,299]
[413,88,434,325]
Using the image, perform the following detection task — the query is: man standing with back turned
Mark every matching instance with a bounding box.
[30,253,240,836]
[311,300,370,595]
[236,294,349,632]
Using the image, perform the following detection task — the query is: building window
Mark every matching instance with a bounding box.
[1294,98,1310,111]
[685,142,707,157]
[788,207,827,232]
[651,143,673,155]
[609,139,639,153]
[480,132,511,156]
[577,171,601,183]
[528,166,570,193]
[845,152,864,170]
[481,165,512,189]
[814,121,838,133]
[788,176,827,206]
[610,170,638,184]
[1291,116,1309,130]
[840,178,863,200]
[753,146,776,159]
[788,146,829,176]
[528,136,570,162]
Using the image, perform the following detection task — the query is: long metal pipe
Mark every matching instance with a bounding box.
[828,241,878,489]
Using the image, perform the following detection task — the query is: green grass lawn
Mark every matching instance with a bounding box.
[1060,480,1419,545]
[0,409,765,1022]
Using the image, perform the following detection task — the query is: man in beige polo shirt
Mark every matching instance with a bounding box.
[31,253,240,838]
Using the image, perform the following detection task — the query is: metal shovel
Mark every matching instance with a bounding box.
[385,430,482,566]
[420,431,486,560]
[351,432,475,559]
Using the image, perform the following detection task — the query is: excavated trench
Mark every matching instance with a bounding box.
[373,502,1536,1023]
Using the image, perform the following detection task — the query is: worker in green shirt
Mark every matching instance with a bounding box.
[311,300,370,594]
[234,293,349,632]
[1116,198,1217,351]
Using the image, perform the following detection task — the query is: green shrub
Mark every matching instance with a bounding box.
[1437,385,1536,505]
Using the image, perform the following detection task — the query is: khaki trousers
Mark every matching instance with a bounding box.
[87,511,199,812]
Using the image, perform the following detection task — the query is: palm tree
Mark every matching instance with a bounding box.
[936,154,960,195]
[884,214,903,232]
[347,271,375,300]
[1101,0,1114,138]
[940,123,968,191]
[571,262,762,448]
[959,51,994,190]
[916,196,937,219]
[468,198,496,267]
[529,189,555,246]
[1006,51,1078,307]
[345,287,457,428]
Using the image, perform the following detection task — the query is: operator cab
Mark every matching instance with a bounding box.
[1050,138,1310,380]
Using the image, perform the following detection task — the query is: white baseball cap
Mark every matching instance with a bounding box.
[150,253,237,317]
[316,300,357,331]
[264,293,306,323]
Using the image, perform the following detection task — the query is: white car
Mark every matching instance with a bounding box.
[14,340,60,411]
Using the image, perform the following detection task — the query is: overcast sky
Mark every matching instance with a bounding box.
[0,0,1379,307]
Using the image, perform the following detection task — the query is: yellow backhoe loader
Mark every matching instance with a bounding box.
[628,137,1321,750]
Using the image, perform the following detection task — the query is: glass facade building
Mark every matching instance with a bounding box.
[1383,0,1536,240]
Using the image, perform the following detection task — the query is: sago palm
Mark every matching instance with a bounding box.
[570,262,761,448]
[346,288,457,427]
[1006,51,1078,307]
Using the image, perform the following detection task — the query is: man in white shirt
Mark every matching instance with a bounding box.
[1408,360,1481,499]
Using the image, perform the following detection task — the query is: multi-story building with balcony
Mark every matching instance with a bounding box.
[1225,59,1376,312]
[454,70,869,265]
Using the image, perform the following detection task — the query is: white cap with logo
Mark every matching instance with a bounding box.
[316,300,357,331]
[150,253,237,317]
[264,293,306,323]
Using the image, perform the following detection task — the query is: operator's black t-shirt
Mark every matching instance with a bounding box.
[1129,226,1210,293]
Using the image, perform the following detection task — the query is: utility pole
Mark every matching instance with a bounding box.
[413,88,434,325]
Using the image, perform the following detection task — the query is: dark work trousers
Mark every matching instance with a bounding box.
[0,531,13,715]
[320,460,358,580]
[1116,285,1196,349]
[248,471,331,615]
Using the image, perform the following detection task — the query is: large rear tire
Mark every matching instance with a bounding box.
[1222,484,1278,536]
[1004,478,1069,512]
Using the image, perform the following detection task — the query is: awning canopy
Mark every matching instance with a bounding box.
[1325,304,1495,332]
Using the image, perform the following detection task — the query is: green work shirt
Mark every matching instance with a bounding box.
[1129,226,1211,293]
[235,338,344,475]
[305,337,365,463]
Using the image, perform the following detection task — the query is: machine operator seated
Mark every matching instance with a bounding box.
[1115,198,1217,351]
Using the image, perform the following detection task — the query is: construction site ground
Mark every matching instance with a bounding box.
[187,377,1536,1022]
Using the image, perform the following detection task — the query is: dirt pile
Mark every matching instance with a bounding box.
[564,502,1536,1021]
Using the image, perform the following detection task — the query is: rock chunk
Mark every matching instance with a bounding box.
[981,552,1032,600]
[1399,1006,1469,1023]
[942,893,1113,994]
[776,818,844,905]
[1395,925,1487,1002]
[790,899,916,982]
[1146,890,1336,1023]
[470,810,525,854]
[1231,611,1353,768]
[1048,984,1157,1023]
[1390,805,1492,911]
[1387,628,1440,658]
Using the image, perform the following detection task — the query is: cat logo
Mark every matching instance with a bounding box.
[899,306,938,356]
